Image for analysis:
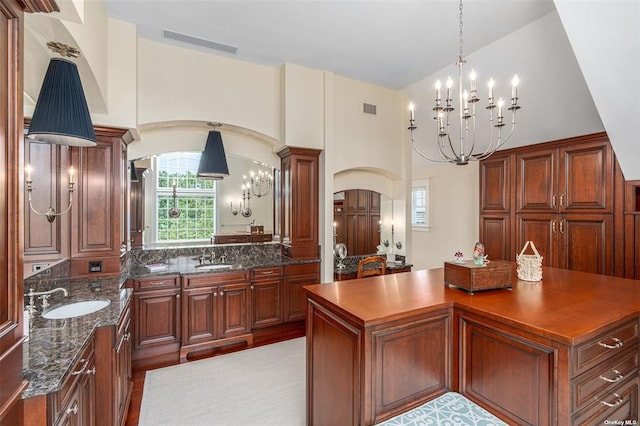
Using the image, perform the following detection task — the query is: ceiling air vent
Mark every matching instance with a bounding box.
[363,103,377,115]
[162,29,238,55]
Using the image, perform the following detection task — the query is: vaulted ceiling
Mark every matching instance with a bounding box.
[25,0,640,179]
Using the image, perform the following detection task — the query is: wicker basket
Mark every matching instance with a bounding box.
[516,241,543,282]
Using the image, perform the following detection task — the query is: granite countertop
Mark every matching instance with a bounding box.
[23,278,132,399]
[129,255,321,279]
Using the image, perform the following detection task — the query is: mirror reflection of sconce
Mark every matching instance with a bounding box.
[168,181,181,218]
[391,223,402,251]
[240,177,252,217]
[25,163,75,223]
[247,163,273,198]
[230,201,238,216]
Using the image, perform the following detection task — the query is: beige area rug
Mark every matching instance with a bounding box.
[138,337,306,426]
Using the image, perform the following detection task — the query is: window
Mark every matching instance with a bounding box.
[412,179,430,230]
[155,152,216,242]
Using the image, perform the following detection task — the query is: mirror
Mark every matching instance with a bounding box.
[333,189,392,256]
[131,152,277,248]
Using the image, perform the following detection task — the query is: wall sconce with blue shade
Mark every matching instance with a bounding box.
[130,162,139,182]
[26,42,96,147]
[197,124,229,180]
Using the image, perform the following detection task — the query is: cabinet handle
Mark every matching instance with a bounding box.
[123,332,131,342]
[66,402,79,415]
[552,219,556,234]
[176,294,180,299]
[598,337,624,349]
[552,195,557,208]
[560,194,565,208]
[213,292,217,297]
[251,285,254,290]
[219,291,224,296]
[559,219,565,234]
[149,281,166,286]
[71,358,88,375]
[599,369,624,383]
[85,365,96,375]
[600,393,624,407]
[260,271,275,275]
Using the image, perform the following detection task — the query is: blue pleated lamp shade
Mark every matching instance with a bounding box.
[197,131,230,179]
[27,58,96,147]
[130,162,139,182]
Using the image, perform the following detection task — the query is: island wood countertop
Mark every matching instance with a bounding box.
[304,265,640,345]
[303,265,640,425]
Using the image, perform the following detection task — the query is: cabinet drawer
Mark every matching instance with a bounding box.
[572,373,639,425]
[284,262,320,276]
[53,339,95,418]
[573,319,639,376]
[135,276,179,291]
[252,266,282,279]
[572,346,639,412]
[249,234,273,243]
[183,272,249,288]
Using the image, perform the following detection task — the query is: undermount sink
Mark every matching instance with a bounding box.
[42,300,111,320]
[195,264,233,271]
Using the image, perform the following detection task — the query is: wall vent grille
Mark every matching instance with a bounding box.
[363,103,377,115]
[162,29,238,54]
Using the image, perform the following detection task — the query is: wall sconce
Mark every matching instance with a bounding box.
[25,163,75,223]
[240,179,252,217]
[168,181,181,218]
[26,42,96,147]
[197,124,229,180]
[391,223,403,251]
[230,201,238,216]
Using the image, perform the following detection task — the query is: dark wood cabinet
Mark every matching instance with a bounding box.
[251,266,283,329]
[95,298,132,426]
[70,128,128,277]
[284,263,320,323]
[624,180,640,279]
[458,311,555,425]
[25,339,97,426]
[480,133,621,275]
[132,276,181,363]
[336,189,381,256]
[278,147,320,259]
[180,272,252,362]
[0,0,42,422]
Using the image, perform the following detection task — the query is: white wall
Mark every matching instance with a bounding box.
[411,162,479,271]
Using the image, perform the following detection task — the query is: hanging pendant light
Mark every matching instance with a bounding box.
[27,42,96,147]
[197,123,229,180]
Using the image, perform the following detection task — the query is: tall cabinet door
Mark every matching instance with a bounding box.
[516,214,557,268]
[559,141,612,212]
[559,214,612,275]
[479,154,512,260]
[516,148,557,213]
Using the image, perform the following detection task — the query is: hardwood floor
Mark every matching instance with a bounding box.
[124,322,306,425]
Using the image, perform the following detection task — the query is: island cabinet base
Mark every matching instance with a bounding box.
[306,298,451,426]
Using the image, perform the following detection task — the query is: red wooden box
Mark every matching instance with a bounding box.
[444,260,513,294]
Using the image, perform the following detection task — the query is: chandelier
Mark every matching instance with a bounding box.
[245,162,273,198]
[408,0,521,165]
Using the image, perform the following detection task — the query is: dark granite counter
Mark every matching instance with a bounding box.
[23,243,321,400]
[129,255,321,279]
[23,277,132,399]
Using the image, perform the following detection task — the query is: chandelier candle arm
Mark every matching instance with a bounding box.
[409,0,522,165]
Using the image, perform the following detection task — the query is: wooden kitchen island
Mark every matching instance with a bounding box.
[304,266,640,425]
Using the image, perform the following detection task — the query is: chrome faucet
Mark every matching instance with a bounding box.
[26,287,68,318]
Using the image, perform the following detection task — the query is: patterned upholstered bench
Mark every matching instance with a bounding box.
[375,392,508,426]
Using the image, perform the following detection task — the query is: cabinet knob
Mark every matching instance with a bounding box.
[85,366,96,375]
[123,332,131,342]
[213,292,217,297]
[219,291,224,296]
[251,285,254,290]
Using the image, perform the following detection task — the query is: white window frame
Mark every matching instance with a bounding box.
[412,178,430,232]
[151,152,217,244]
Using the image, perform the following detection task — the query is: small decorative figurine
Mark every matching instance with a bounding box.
[473,242,487,265]
[454,251,464,263]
